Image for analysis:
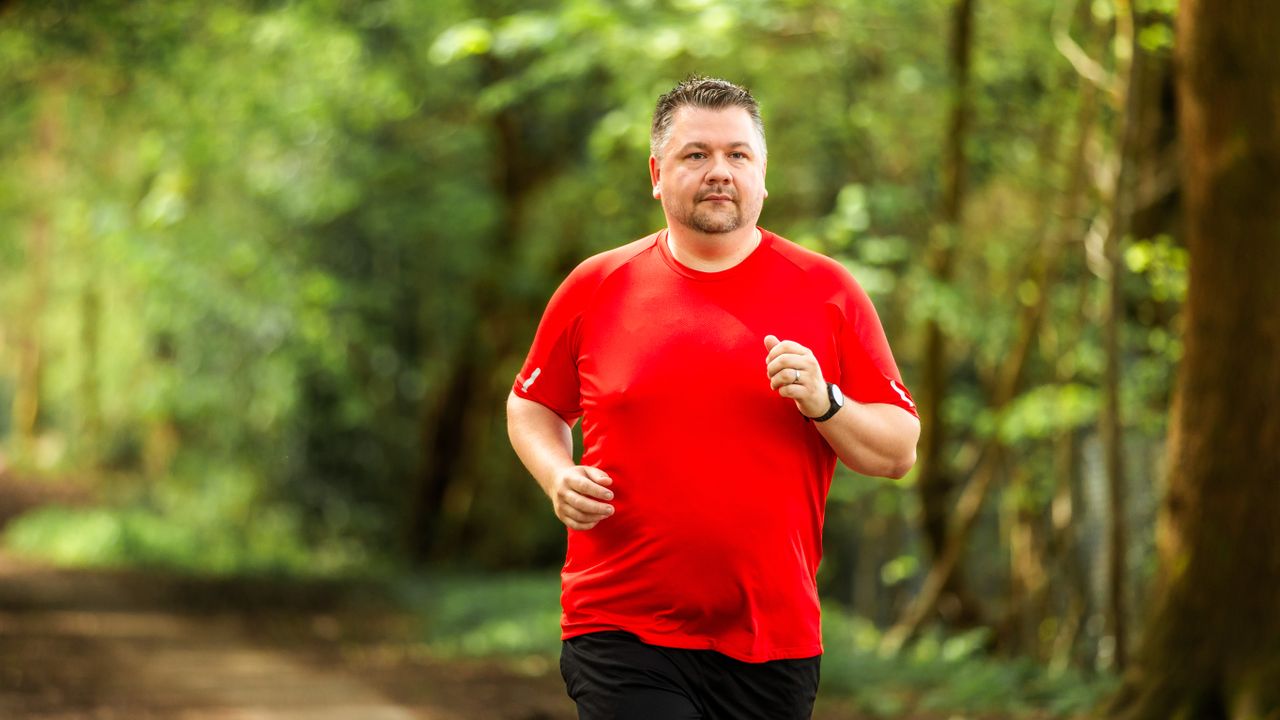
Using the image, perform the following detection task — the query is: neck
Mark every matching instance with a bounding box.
[666,225,762,272]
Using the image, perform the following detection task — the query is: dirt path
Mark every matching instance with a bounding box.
[0,552,577,720]
[0,468,575,720]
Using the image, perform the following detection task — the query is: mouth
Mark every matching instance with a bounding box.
[700,194,734,203]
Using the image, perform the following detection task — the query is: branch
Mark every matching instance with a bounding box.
[1053,0,1120,101]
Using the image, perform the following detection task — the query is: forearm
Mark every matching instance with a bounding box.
[815,400,919,478]
[506,392,576,496]
[507,392,616,530]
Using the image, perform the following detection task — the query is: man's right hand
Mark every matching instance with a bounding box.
[547,466,615,530]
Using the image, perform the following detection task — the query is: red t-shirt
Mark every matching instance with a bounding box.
[513,228,917,662]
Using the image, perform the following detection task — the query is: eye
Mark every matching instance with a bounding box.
[686,152,707,160]
[730,151,749,160]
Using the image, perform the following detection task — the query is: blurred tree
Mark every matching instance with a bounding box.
[1099,0,1145,671]
[912,0,985,634]
[1108,0,1280,715]
[8,78,61,465]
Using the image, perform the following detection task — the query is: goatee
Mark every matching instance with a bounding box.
[690,211,741,234]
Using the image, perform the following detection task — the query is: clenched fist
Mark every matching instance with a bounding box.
[764,334,829,418]
[547,465,615,531]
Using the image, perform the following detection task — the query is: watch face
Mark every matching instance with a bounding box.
[831,383,845,406]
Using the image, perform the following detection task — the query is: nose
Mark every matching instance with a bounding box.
[705,153,733,184]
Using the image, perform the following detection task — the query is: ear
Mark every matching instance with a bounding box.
[762,158,768,199]
[649,155,661,199]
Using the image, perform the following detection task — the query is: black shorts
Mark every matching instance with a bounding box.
[559,631,821,720]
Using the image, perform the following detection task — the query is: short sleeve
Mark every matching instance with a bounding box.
[834,276,918,418]
[513,269,590,425]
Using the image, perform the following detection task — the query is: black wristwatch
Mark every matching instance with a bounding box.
[807,382,845,422]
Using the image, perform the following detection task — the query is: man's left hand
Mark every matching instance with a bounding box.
[764,334,829,418]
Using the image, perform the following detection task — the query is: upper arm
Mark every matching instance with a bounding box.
[847,402,920,478]
[512,269,595,425]
[870,402,921,440]
[507,391,577,432]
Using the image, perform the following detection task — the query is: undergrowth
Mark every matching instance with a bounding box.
[411,571,1116,719]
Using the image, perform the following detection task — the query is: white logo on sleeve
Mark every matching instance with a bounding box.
[890,379,915,408]
[521,368,542,392]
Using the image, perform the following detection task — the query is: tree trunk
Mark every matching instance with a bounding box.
[408,342,481,560]
[856,510,887,621]
[1108,0,1280,716]
[1005,462,1050,656]
[1049,276,1095,672]
[1048,428,1087,672]
[1100,0,1144,672]
[10,81,62,465]
[406,124,525,563]
[914,0,984,631]
[78,273,102,470]
[406,57,552,563]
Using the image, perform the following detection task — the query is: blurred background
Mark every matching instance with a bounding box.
[0,0,1206,717]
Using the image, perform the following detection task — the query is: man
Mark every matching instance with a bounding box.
[507,76,920,719]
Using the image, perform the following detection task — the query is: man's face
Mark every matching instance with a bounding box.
[650,106,767,235]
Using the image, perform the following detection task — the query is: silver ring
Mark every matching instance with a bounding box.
[792,368,801,384]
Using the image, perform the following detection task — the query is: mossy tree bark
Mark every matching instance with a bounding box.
[1108,0,1280,716]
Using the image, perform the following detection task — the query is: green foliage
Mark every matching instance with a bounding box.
[999,384,1100,444]
[407,571,564,657]
[407,571,1115,716]
[820,606,1116,717]
[879,553,920,585]
[3,463,374,575]
[1126,234,1188,304]
[5,502,344,576]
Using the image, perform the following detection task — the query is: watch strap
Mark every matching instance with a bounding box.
[808,382,844,423]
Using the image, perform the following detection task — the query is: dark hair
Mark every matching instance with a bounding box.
[650,75,766,160]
